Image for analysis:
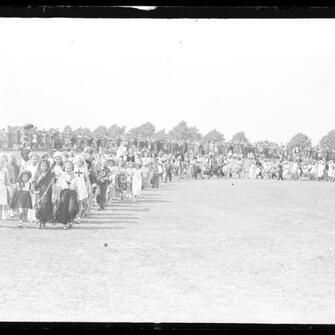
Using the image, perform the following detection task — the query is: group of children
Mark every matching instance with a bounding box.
[246,158,335,181]
[2,146,332,230]
[0,147,169,229]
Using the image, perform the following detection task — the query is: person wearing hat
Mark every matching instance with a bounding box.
[11,170,33,227]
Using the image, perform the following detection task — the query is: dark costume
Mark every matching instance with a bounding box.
[165,162,173,182]
[115,171,127,200]
[277,163,284,180]
[10,182,32,209]
[33,164,55,224]
[150,166,160,188]
[56,190,78,224]
[55,173,79,224]
[95,168,109,210]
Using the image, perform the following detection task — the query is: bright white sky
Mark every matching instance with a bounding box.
[0,18,335,145]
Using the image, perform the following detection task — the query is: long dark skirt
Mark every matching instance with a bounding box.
[56,189,78,224]
[35,192,53,223]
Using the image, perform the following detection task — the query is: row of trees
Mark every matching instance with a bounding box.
[63,121,216,143]
[60,122,335,151]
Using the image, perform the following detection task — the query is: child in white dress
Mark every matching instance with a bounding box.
[132,163,143,201]
[73,156,91,223]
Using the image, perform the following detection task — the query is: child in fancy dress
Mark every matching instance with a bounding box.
[132,163,143,201]
[115,162,127,201]
[73,156,91,223]
[11,170,33,228]
[95,165,110,210]
[125,162,134,199]
[150,163,160,189]
[55,160,79,229]
[52,152,64,219]
[106,160,118,204]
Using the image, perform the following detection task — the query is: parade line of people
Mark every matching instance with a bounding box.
[0,144,333,229]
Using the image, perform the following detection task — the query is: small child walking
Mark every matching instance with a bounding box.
[11,170,33,228]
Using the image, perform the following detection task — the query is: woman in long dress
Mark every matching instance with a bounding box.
[55,160,79,229]
[132,163,143,201]
[32,159,55,229]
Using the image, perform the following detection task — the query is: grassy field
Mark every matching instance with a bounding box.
[0,177,335,323]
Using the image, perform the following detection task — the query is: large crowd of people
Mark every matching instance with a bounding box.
[0,140,333,230]
[0,125,331,162]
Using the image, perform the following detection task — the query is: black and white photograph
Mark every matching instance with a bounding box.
[1,6,335,325]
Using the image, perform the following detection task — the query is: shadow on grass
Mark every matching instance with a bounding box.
[0,225,38,230]
[0,224,132,230]
[0,187,174,231]
[75,226,128,230]
[131,199,172,204]
[88,215,139,219]
[104,207,150,212]
[85,218,139,222]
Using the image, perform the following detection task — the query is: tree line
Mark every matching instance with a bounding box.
[34,121,335,151]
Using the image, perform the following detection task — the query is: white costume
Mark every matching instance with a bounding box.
[74,165,89,201]
[53,165,64,180]
[132,169,143,197]
[317,161,325,179]
[56,173,78,191]
[283,162,289,179]
[328,162,335,179]
[248,164,256,179]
